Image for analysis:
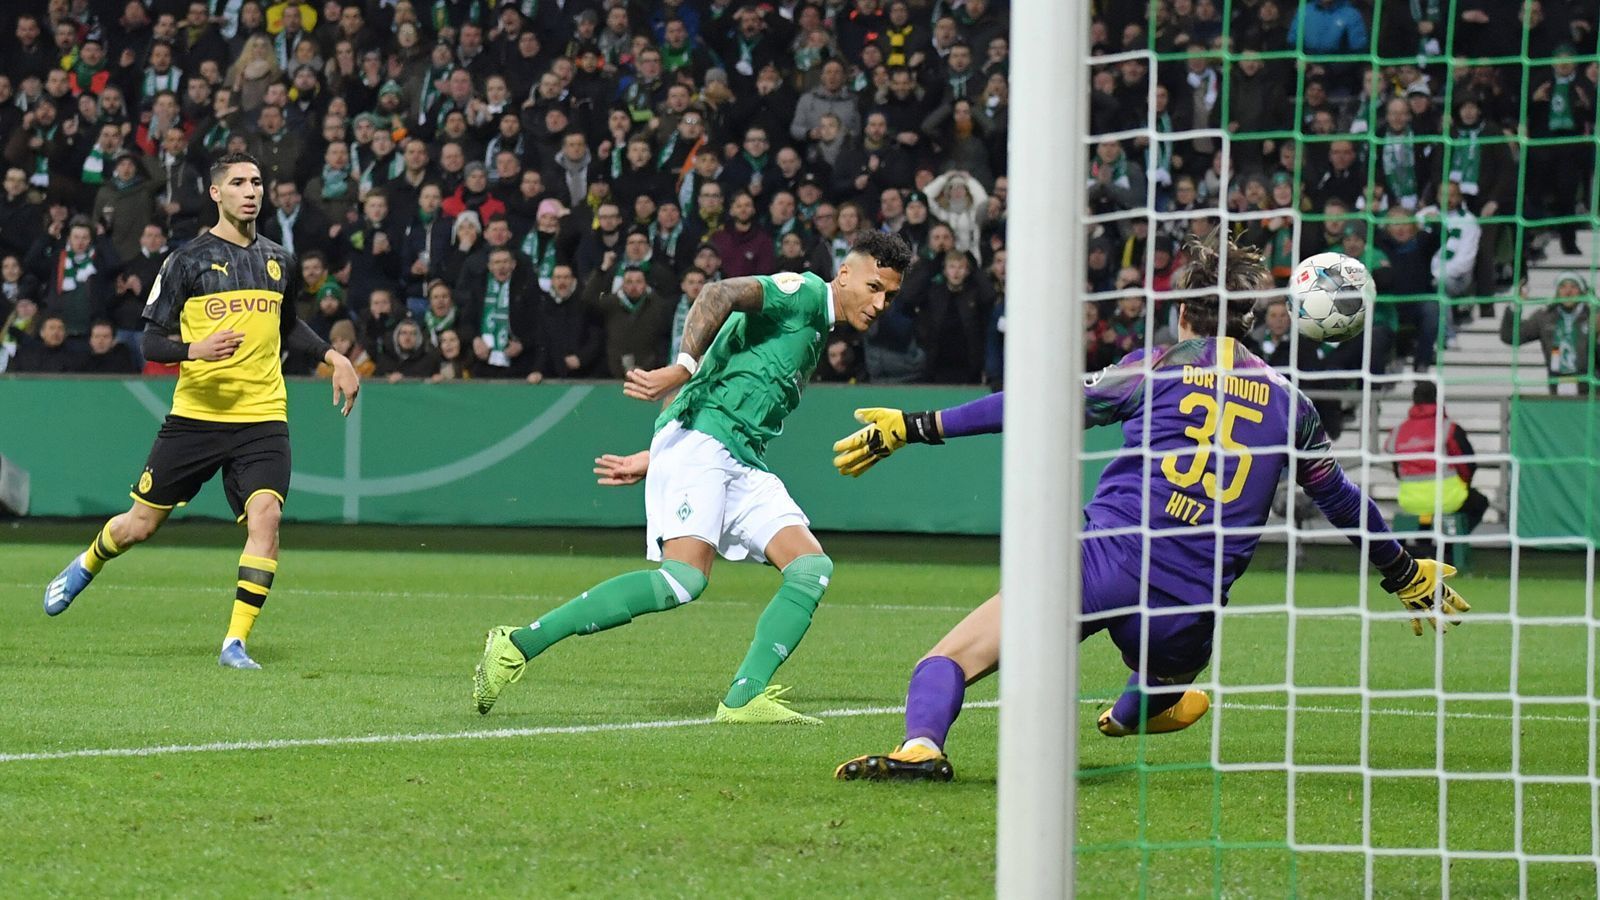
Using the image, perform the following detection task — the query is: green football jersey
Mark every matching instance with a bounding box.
[656,271,834,471]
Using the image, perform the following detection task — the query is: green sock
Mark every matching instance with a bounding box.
[510,561,707,660]
[723,554,833,708]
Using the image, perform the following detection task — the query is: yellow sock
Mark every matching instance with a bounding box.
[228,554,277,644]
[82,520,125,576]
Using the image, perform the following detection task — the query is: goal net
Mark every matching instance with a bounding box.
[1065,0,1600,894]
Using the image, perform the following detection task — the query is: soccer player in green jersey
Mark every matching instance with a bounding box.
[474,232,912,722]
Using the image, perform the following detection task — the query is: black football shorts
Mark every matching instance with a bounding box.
[131,416,291,522]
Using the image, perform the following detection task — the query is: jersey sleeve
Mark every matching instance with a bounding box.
[754,272,827,328]
[141,253,188,331]
[1083,349,1149,427]
[1290,387,1407,569]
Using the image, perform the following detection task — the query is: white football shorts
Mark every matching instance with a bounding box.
[644,420,809,564]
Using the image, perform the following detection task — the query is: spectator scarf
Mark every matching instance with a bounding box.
[1549,75,1576,131]
[611,254,651,294]
[771,218,800,255]
[520,230,559,291]
[884,24,913,67]
[143,65,182,101]
[1090,154,1129,190]
[1407,0,1441,24]
[732,34,759,76]
[320,164,351,200]
[794,44,824,73]
[72,56,108,91]
[82,145,109,185]
[480,275,512,361]
[662,42,693,73]
[57,248,96,294]
[1153,109,1173,174]
[650,220,684,257]
[111,171,139,192]
[1552,308,1579,375]
[1186,68,1217,152]
[211,0,245,38]
[425,304,456,342]
[419,63,455,120]
[670,291,692,353]
[1449,123,1481,195]
[276,205,301,255]
[830,234,851,271]
[30,124,58,184]
[1381,127,1418,208]
[202,119,231,152]
[948,68,972,99]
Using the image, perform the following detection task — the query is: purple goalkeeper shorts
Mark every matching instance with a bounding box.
[1079,528,1215,676]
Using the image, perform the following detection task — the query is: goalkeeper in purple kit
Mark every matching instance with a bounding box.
[832,236,1470,782]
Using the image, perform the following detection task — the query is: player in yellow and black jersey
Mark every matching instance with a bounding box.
[44,151,362,670]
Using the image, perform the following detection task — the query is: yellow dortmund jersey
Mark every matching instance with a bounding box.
[141,232,297,423]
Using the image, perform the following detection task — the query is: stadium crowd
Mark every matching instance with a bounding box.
[0,0,1014,385]
[0,0,1595,390]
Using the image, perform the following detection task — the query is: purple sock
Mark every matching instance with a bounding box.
[1109,670,1186,728]
[904,656,966,748]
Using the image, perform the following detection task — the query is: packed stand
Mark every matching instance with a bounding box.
[1082,0,1598,398]
[0,0,1016,386]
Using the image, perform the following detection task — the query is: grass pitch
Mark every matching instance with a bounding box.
[1,522,1595,897]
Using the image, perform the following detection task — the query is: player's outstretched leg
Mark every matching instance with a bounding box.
[838,594,999,780]
[715,552,831,725]
[1096,670,1210,737]
[836,656,964,781]
[474,560,708,714]
[44,506,164,616]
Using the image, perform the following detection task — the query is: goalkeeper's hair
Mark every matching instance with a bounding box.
[1173,232,1269,339]
[847,231,915,273]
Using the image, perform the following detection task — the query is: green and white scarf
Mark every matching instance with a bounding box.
[60,250,96,292]
[31,125,57,183]
[1549,76,1577,131]
[1153,110,1173,174]
[1450,124,1481,195]
[662,42,692,73]
[82,145,109,185]
[1552,307,1580,375]
[520,231,559,292]
[480,275,512,362]
[320,164,351,200]
[670,292,693,355]
[202,119,231,152]
[419,63,455,121]
[649,221,683,258]
[425,305,456,340]
[143,65,183,101]
[1381,127,1418,207]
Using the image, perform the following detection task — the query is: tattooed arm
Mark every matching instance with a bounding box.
[622,276,766,402]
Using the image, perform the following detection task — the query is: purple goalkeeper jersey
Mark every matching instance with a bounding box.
[1080,337,1402,602]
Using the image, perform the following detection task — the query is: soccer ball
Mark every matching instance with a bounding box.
[1289,252,1374,342]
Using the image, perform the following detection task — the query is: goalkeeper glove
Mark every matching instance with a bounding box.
[831,407,942,477]
[1380,555,1471,636]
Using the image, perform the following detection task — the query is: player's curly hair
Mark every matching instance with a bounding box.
[847,231,915,273]
[1173,231,1271,339]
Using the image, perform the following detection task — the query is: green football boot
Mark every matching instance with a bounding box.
[473,626,527,715]
[714,684,823,725]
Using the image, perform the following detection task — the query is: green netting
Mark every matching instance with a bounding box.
[1074,1,1600,896]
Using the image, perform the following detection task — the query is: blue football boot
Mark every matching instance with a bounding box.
[44,554,95,616]
[219,639,262,670]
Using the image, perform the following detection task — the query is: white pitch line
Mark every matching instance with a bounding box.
[1,698,1592,765]
[0,581,975,613]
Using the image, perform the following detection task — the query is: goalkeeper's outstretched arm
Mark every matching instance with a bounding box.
[1292,390,1470,634]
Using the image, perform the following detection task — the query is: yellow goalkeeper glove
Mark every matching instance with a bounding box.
[1381,557,1471,636]
[831,408,942,477]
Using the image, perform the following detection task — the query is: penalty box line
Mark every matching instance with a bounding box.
[1,700,1591,765]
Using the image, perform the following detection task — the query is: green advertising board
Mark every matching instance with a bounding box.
[0,378,1122,534]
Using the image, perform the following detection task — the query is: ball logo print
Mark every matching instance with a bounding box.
[1289,251,1373,342]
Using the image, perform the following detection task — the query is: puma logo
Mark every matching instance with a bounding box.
[211,262,230,276]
